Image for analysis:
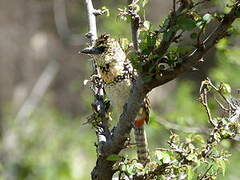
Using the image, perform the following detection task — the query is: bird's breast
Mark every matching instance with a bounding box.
[105,79,132,113]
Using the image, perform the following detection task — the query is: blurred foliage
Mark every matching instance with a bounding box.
[2,104,96,180]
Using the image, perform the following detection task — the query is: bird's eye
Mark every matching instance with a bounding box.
[97,46,107,53]
[106,63,110,69]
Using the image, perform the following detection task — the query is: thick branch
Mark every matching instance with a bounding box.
[91,78,147,180]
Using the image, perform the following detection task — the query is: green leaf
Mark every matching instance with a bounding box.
[177,16,196,31]
[190,32,198,39]
[134,163,144,170]
[106,154,122,161]
[162,152,171,163]
[235,10,240,17]
[155,151,171,163]
[163,29,174,41]
[132,4,140,13]
[126,164,135,175]
[102,6,110,16]
[128,52,138,63]
[196,20,204,28]
[219,82,231,94]
[186,153,197,162]
[119,38,129,51]
[139,31,156,55]
[177,46,194,55]
[216,38,228,50]
[143,76,152,83]
[120,164,127,171]
[203,13,213,23]
[155,150,163,161]
[143,20,151,30]
[192,134,205,144]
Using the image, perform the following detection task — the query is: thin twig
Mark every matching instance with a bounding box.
[200,88,215,127]
[173,0,176,14]
[199,164,213,180]
[85,0,97,45]
[194,0,211,8]
[206,78,236,110]
[84,0,111,154]
[128,0,140,52]
[214,96,229,112]
[197,23,206,48]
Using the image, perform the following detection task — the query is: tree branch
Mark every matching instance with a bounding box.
[147,2,240,89]
[83,1,115,179]
[153,2,186,56]
[128,0,140,52]
[91,78,147,180]
[85,0,97,45]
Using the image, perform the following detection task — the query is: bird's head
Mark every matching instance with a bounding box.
[81,34,126,67]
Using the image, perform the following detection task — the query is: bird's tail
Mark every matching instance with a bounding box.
[134,126,149,165]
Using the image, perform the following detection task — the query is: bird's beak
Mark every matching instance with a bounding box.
[79,47,103,55]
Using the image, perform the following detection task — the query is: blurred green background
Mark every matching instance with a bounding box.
[0,0,239,179]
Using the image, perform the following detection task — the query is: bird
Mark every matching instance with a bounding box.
[81,34,150,165]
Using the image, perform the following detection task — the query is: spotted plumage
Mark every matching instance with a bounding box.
[83,34,150,165]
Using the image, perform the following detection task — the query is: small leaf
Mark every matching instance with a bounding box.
[162,152,171,163]
[130,4,140,13]
[155,150,163,161]
[192,134,205,144]
[203,13,213,23]
[143,76,152,83]
[106,154,122,161]
[155,151,171,163]
[163,29,174,41]
[119,38,129,51]
[177,16,196,31]
[102,6,110,16]
[216,38,228,50]
[190,32,198,39]
[143,20,151,30]
[126,164,135,175]
[120,164,127,171]
[186,153,197,162]
[219,82,231,94]
[177,46,194,55]
[134,163,144,170]
[83,79,89,85]
[235,10,240,17]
